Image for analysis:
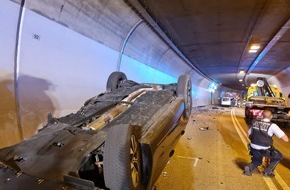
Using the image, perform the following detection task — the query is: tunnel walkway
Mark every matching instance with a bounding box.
[155,106,290,190]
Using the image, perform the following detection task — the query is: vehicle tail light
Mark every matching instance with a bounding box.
[250,109,264,118]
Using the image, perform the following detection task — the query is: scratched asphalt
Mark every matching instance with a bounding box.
[154,106,290,190]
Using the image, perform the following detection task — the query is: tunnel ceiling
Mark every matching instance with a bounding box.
[128,0,290,91]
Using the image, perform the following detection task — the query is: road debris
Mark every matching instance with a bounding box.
[199,127,209,131]
[162,172,168,177]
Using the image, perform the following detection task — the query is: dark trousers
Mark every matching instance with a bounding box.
[248,146,283,174]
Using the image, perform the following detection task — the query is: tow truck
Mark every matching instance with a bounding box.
[245,77,290,126]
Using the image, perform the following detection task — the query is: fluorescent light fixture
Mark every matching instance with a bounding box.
[250,44,260,50]
[249,49,258,53]
[249,44,260,53]
[239,79,243,82]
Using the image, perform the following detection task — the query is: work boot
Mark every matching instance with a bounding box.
[244,166,252,176]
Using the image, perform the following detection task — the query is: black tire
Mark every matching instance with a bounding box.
[177,75,192,120]
[104,124,141,190]
[106,71,127,92]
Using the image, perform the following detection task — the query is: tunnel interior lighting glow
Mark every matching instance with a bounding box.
[249,49,258,53]
[250,44,260,50]
[249,44,260,53]
[191,89,197,97]
[120,56,177,84]
[239,69,245,74]
[208,83,218,93]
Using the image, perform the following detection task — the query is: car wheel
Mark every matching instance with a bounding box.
[177,75,192,120]
[106,71,127,92]
[104,124,141,190]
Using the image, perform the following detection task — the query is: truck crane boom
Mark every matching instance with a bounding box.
[245,77,290,127]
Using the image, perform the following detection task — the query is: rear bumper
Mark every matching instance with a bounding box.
[245,106,290,123]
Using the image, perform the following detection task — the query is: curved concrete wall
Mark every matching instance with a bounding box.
[0,0,22,146]
[2,1,289,148]
[0,0,214,147]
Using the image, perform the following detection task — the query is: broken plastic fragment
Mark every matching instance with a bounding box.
[199,127,209,131]
[162,172,168,177]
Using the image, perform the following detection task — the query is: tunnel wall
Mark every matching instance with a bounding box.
[0,0,213,147]
[0,1,22,146]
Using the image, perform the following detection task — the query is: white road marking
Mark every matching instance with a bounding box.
[193,158,199,167]
[275,173,290,190]
[231,108,290,190]
[177,156,200,167]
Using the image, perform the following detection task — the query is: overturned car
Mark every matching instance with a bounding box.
[0,72,192,190]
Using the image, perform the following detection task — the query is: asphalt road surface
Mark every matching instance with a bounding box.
[155,106,290,190]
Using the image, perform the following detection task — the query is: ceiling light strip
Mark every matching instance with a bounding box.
[245,18,290,81]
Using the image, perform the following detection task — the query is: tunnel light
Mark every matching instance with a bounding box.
[239,69,245,74]
[249,44,260,53]
[250,44,260,50]
[208,83,218,93]
[249,49,258,53]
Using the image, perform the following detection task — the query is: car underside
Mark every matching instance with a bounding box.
[0,72,192,190]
